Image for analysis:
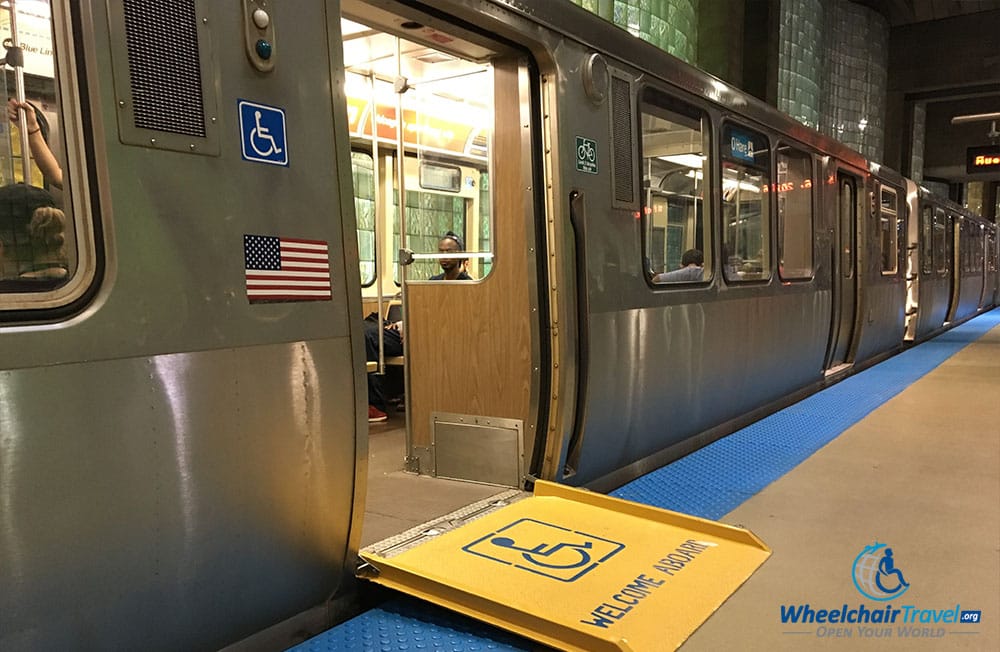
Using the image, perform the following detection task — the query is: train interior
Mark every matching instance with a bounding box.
[339,6,541,548]
[0,0,77,295]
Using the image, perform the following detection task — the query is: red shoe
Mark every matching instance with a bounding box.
[368,405,388,423]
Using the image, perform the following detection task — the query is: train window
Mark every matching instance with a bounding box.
[921,206,933,275]
[639,88,711,285]
[879,187,898,275]
[392,188,472,282]
[980,227,989,273]
[960,221,968,273]
[988,232,998,274]
[775,146,813,280]
[721,123,770,282]
[1,1,86,306]
[961,220,971,274]
[840,179,855,279]
[933,209,946,274]
[353,152,377,287]
[342,24,494,287]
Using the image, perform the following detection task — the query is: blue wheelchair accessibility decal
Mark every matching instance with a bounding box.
[462,518,625,582]
[238,99,288,166]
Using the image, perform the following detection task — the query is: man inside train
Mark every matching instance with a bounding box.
[430,230,473,281]
[653,248,704,282]
[366,230,472,422]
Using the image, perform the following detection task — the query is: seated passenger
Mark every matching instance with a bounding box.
[431,230,473,281]
[365,315,403,423]
[19,206,69,280]
[653,248,703,282]
[366,230,472,422]
[0,182,57,280]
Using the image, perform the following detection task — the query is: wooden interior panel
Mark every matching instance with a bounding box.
[405,59,533,451]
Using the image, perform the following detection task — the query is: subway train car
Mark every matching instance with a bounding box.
[1,1,363,650]
[904,182,999,341]
[0,1,995,651]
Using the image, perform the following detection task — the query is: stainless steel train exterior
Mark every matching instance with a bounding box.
[905,181,999,341]
[1,2,995,651]
[2,2,365,650]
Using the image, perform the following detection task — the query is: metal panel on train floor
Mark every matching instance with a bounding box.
[357,480,770,652]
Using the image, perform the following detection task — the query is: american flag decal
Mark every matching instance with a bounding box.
[244,234,332,302]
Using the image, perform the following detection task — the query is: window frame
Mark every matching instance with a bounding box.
[719,119,772,284]
[351,149,378,289]
[638,85,713,288]
[920,205,933,275]
[0,2,99,316]
[774,142,815,281]
[932,208,947,275]
[838,175,857,281]
[878,185,899,276]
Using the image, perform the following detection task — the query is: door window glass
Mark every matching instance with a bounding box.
[775,145,813,279]
[840,179,855,279]
[722,123,770,282]
[1,0,82,302]
[879,186,898,275]
[920,206,932,275]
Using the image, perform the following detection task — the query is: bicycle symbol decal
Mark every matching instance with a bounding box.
[463,518,624,582]
[239,100,288,166]
[575,136,598,174]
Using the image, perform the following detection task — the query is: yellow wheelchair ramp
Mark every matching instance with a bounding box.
[358,480,770,652]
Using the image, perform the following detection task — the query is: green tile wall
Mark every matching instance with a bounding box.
[778,0,824,129]
[572,0,699,64]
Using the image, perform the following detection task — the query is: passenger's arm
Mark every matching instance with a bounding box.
[7,99,64,189]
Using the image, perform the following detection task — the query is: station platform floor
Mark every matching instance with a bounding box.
[292,308,1000,652]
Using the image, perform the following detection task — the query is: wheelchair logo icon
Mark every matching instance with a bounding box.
[462,518,625,582]
[239,100,288,166]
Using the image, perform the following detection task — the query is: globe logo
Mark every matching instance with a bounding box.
[852,542,910,601]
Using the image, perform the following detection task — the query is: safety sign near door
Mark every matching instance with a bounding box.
[576,136,597,174]
[239,99,288,166]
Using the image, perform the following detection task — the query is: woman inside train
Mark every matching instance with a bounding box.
[18,206,69,280]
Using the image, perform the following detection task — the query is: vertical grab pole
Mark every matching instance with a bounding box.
[394,35,413,452]
[5,0,34,186]
[371,72,386,373]
[394,36,407,275]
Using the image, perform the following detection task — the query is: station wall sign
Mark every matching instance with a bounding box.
[966,145,1000,174]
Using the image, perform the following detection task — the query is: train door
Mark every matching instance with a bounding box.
[827,171,860,371]
[341,2,541,492]
[945,213,959,322]
[987,227,999,308]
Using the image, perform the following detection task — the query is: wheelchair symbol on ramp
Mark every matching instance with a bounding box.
[463,518,625,582]
[239,100,288,166]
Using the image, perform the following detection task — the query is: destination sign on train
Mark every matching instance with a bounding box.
[966,146,1000,174]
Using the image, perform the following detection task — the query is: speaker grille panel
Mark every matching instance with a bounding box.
[611,76,634,204]
[122,0,206,137]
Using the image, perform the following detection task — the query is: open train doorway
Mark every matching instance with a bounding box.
[340,2,543,546]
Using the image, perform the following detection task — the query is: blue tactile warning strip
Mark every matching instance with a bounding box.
[289,308,999,652]
[610,308,1000,520]
[288,598,531,651]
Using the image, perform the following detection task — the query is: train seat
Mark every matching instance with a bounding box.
[365,300,405,372]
